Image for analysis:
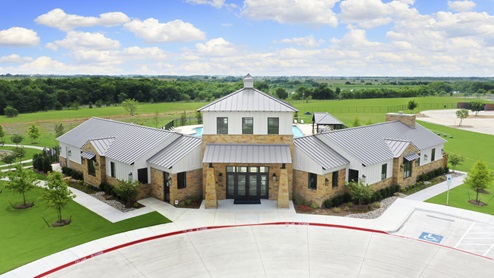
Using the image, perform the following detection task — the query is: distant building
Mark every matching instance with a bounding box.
[58,74,447,208]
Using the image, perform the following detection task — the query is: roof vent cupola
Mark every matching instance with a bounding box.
[243,73,254,88]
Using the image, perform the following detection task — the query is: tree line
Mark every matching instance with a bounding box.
[1,76,494,116]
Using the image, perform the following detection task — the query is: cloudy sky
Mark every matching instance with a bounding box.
[1,0,494,76]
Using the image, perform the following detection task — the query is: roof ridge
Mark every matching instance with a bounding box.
[90,117,173,134]
[207,143,290,146]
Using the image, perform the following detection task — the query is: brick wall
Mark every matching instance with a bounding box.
[171,169,203,204]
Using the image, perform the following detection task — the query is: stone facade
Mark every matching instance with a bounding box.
[205,167,218,208]
[293,169,346,207]
[59,156,84,173]
[149,168,202,204]
[81,142,107,187]
[277,168,289,208]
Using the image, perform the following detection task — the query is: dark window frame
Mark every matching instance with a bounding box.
[242,117,254,134]
[381,164,387,180]
[110,162,116,178]
[87,158,96,176]
[267,117,279,135]
[217,117,228,134]
[308,172,317,190]
[332,171,338,188]
[403,160,412,179]
[431,148,436,162]
[177,172,187,189]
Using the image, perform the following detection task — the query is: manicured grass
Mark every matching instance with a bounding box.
[426,183,494,216]
[417,121,494,172]
[0,183,170,274]
[0,146,42,166]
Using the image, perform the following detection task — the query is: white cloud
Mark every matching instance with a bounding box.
[0,54,33,63]
[35,9,130,31]
[339,0,393,28]
[123,46,167,60]
[0,27,40,46]
[448,1,476,12]
[185,0,231,8]
[124,18,206,43]
[241,0,339,27]
[280,35,324,47]
[48,31,121,51]
[195,38,237,56]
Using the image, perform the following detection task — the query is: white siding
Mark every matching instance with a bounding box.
[202,111,293,135]
[419,144,444,166]
[106,159,134,181]
[60,143,82,165]
[169,145,202,173]
[360,159,393,185]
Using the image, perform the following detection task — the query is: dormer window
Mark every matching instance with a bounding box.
[242,117,253,134]
[217,117,228,134]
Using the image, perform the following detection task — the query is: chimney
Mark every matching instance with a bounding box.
[386,111,416,128]
[243,73,254,88]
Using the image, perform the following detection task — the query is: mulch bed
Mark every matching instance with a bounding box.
[295,203,373,216]
[52,219,71,227]
[468,200,487,206]
[14,203,35,209]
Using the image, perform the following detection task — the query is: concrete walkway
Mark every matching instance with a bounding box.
[0,144,46,172]
[3,173,494,277]
[405,171,466,201]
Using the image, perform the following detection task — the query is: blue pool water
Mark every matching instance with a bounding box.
[193,125,305,138]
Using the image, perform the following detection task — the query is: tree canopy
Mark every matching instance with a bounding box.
[464,160,493,205]
[3,164,39,207]
[456,109,469,126]
[41,172,75,224]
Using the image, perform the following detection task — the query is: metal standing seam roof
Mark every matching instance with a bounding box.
[198,87,298,112]
[147,135,202,169]
[294,136,349,170]
[404,152,421,161]
[313,112,344,125]
[88,137,115,155]
[57,118,181,164]
[384,139,414,158]
[318,121,446,166]
[81,151,96,160]
[203,144,292,164]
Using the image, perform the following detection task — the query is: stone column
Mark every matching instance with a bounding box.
[277,168,289,208]
[205,167,217,209]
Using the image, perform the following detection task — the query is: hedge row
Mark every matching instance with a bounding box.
[417,167,449,182]
[32,153,53,173]
[61,167,84,180]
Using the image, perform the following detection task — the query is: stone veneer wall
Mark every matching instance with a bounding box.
[202,163,293,201]
[59,156,84,173]
[293,169,346,207]
[150,168,165,201]
[149,168,202,204]
[202,134,294,150]
[81,143,107,187]
[385,113,416,128]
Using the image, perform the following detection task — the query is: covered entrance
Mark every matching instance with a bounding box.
[226,166,269,200]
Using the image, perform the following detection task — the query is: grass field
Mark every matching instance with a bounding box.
[0,183,171,274]
[426,183,494,216]
[0,146,42,166]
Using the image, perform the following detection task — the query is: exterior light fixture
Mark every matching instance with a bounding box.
[218,172,223,182]
[424,154,428,161]
[209,163,213,168]
[281,163,286,169]
[68,150,72,156]
[362,174,366,182]
[272,173,277,182]
[128,172,133,180]
[325,178,329,186]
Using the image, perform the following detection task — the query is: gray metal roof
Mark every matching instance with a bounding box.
[198,87,297,112]
[90,137,115,155]
[384,139,412,158]
[81,151,95,160]
[57,118,181,164]
[147,135,202,169]
[318,121,446,166]
[203,144,292,164]
[294,136,349,170]
[404,152,420,161]
[313,112,344,125]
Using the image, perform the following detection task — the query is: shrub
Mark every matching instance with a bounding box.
[342,192,352,203]
[444,167,449,173]
[332,207,341,213]
[322,198,333,209]
[371,202,381,209]
[343,206,350,211]
[311,202,319,209]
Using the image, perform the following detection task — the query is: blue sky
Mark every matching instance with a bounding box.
[1,0,494,76]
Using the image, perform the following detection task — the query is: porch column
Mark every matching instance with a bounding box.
[277,168,289,208]
[205,166,218,209]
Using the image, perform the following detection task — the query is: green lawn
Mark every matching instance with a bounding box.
[0,146,42,166]
[426,183,494,216]
[0,183,170,274]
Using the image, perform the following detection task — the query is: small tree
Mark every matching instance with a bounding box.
[464,160,493,205]
[275,88,288,99]
[346,180,373,206]
[4,105,19,118]
[180,111,187,126]
[28,124,40,144]
[469,100,485,116]
[121,98,138,116]
[407,100,418,113]
[0,125,5,144]
[195,111,203,124]
[153,111,160,128]
[353,116,361,127]
[115,179,141,208]
[10,134,23,145]
[54,123,65,138]
[456,109,469,126]
[41,172,75,225]
[4,164,39,208]
[448,153,465,173]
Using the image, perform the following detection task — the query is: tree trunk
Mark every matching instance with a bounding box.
[476,189,480,205]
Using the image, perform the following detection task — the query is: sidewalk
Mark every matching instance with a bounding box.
[405,171,466,201]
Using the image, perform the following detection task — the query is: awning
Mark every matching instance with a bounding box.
[404,152,420,161]
[81,151,96,160]
[203,144,292,164]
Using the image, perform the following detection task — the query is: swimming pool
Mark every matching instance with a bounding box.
[192,125,305,138]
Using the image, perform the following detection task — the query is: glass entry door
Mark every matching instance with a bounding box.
[226,166,269,199]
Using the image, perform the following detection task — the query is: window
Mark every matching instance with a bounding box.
[110,162,116,178]
[431,148,436,161]
[416,154,421,167]
[217,117,228,134]
[381,164,387,180]
[267,117,279,134]
[403,160,412,179]
[87,159,96,176]
[177,172,186,189]
[242,117,253,134]
[308,172,317,190]
[332,171,338,188]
